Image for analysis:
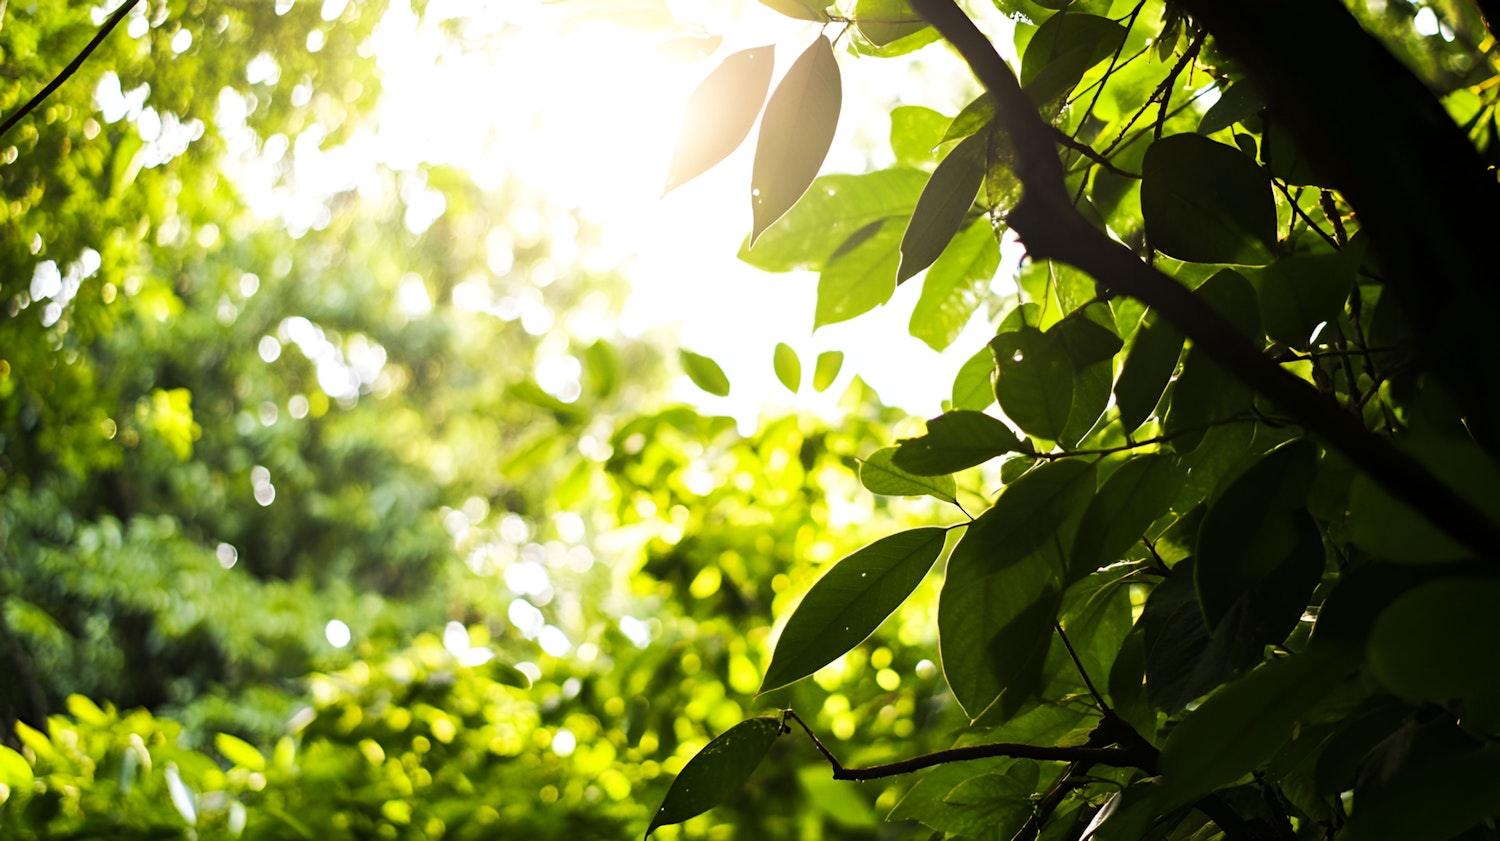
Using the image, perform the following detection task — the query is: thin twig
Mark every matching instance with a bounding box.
[1273,178,1340,250]
[1055,621,1112,715]
[0,0,142,140]
[1052,126,1141,178]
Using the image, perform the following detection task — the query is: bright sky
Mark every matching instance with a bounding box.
[258,0,1022,423]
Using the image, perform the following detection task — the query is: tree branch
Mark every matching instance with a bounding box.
[783,709,1158,781]
[0,0,141,140]
[907,0,1500,561]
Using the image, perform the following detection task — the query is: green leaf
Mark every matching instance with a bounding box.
[1196,80,1265,136]
[853,0,929,46]
[812,350,843,392]
[215,732,266,772]
[1345,437,1500,563]
[938,764,1040,838]
[1195,441,1322,637]
[891,410,1025,475]
[1157,645,1357,811]
[910,218,1000,351]
[741,169,927,271]
[1141,134,1277,266]
[991,327,1073,442]
[751,35,842,243]
[939,460,1095,719]
[1019,12,1127,106]
[890,105,951,169]
[761,528,947,692]
[664,46,776,194]
[1343,741,1500,841]
[1162,270,1260,451]
[861,447,958,502]
[757,0,828,20]
[1113,307,1183,434]
[1050,305,1122,447]
[1140,561,1233,714]
[0,744,34,792]
[951,343,997,411]
[942,95,994,144]
[1246,252,1355,348]
[773,342,801,392]
[814,217,901,328]
[1069,454,1182,580]
[680,349,731,396]
[1367,578,1500,731]
[646,717,784,836]
[899,129,988,283]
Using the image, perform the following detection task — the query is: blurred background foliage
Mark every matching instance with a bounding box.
[0,0,960,837]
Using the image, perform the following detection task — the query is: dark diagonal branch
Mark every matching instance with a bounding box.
[0,0,141,140]
[783,709,1158,781]
[907,0,1500,561]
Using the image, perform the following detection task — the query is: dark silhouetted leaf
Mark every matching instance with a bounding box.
[1113,307,1183,433]
[812,350,843,391]
[773,342,801,392]
[680,349,730,396]
[1050,305,1122,447]
[751,36,842,243]
[899,129,988,283]
[647,717,784,836]
[1368,578,1500,731]
[991,327,1073,442]
[761,528,947,692]
[1248,252,1355,348]
[891,410,1025,475]
[1070,454,1182,580]
[664,46,775,195]
[910,218,1000,351]
[1197,80,1265,136]
[860,447,957,502]
[1019,12,1127,106]
[1141,134,1276,265]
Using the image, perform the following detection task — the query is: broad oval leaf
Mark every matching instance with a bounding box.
[814,217,900,328]
[1367,578,1500,731]
[910,218,1000,351]
[891,410,1025,475]
[951,343,998,411]
[758,0,829,21]
[890,105,951,169]
[741,169,927,271]
[1195,440,1320,631]
[772,342,801,392]
[0,744,34,792]
[646,717,784,837]
[751,35,842,243]
[680,349,730,396]
[215,732,266,772]
[860,447,958,502]
[1113,307,1183,434]
[1247,251,1355,348]
[812,350,843,391]
[761,528,947,692]
[1019,12,1127,106]
[664,46,775,195]
[940,460,1095,719]
[1141,134,1276,266]
[1197,80,1265,136]
[899,129,988,283]
[991,327,1073,443]
[1069,454,1182,580]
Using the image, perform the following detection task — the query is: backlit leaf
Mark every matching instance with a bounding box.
[751,36,842,243]
[0,744,34,792]
[991,327,1073,442]
[741,169,927,271]
[679,349,730,396]
[910,218,1000,351]
[889,105,950,169]
[1070,454,1181,580]
[1141,134,1276,266]
[215,733,266,772]
[899,129,988,283]
[860,447,958,502]
[646,717,784,836]
[1019,12,1127,106]
[814,217,900,328]
[891,410,1025,475]
[757,0,828,20]
[812,350,843,391]
[762,528,947,692]
[1197,80,1265,136]
[773,342,801,392]
[664,46,775,195]
[853,0,929,46]
[951,343,997,411]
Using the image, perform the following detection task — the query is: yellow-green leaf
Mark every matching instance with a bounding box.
[773,342,801,392]
[680,349,730,396]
